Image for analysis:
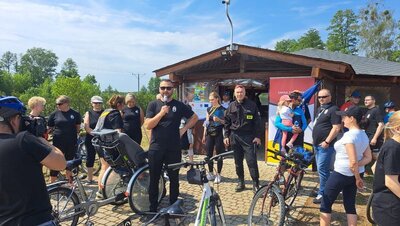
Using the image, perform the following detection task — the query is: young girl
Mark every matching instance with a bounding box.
[277,94,298,153]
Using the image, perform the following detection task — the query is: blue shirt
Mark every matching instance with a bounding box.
[274,106,307,132]
[384,112,394,124]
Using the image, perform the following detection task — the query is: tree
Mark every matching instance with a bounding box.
[0,51,17,73]
[83,74,97,85]
[0,71,13,95]
[297,29,325,50]
[358,1,398,60]
[19,47,58,86]
[327,9,359,54]
[147,77,161,95]
[59,58,79,78]
[274,39,298,53]
[12,73,32,96]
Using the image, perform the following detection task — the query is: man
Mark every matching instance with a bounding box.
[363,95,384,159]
[224,85,262,193]
[0,96,66,225]
[221,91,231,109]
[145,79,198,212]
[340,90,361,111]
[383,101,396,124]
[274,91,308,149]
[312,89,342,204]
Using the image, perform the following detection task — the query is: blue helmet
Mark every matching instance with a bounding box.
[384,101,395,109]
[0,96,26,119]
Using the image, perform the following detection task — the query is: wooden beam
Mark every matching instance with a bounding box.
[238,45,349,73]
[311,67,321,79]
[240,54,246,73]
[181,71,311,82]
[169,73,182,83]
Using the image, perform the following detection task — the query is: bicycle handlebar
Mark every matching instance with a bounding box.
[166,150,234,170]
[267,149,309,167]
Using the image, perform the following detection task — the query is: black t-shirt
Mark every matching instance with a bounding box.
[48,108,82,143]
[312,103,341,146]
[85,109,103,141]
[122,106,142,137]
[372,139,400,206]
[103,109,123,130]
[363,106,384,138]
[146,99,194,147]
[0,131,53,225]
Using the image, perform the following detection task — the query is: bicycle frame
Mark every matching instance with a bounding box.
[195,182,213,226]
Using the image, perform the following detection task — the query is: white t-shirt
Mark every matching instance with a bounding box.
[221,101,230,109]
[333,129,369,176]
[279,106,293,121]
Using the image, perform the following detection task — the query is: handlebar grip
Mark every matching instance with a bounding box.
[209,150,234,162]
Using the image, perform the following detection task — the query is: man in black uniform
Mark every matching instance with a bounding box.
[0,96,66,225]
[224,85,262,193]
[363,95,384,159]
[145,79,198,212]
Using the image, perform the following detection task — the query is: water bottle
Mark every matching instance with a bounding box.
[294,120,299,127]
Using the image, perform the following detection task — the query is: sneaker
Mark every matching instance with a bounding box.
[214,174,221,184]
[207,173,215,181]
[313,194,322,204]
[96,190,104,199]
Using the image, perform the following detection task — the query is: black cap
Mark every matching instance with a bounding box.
[336,105,363,123]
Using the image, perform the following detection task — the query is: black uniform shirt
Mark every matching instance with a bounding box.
[224,98,262,138]
[146,99,194,147]
[122,106,141,137]
[103,109,123,130]
[364,106,384,138]
[312,103,341,146]
[48,108,81,143]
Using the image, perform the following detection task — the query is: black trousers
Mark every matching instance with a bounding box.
[231,133,259,182]
[148,145,181,211]
[205,128,224,173]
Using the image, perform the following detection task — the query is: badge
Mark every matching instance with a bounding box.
[246,114,253,120]
[70,115,75,119]
[324,109,328,114]
[367,114,370,119]
[172,106,177,112]
[135,110,139,114]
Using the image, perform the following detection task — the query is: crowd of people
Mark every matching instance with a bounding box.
[1,82,399,225]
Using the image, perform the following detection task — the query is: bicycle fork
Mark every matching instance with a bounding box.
[195,183,212,226]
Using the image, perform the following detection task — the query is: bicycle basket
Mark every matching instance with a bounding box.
[291,146,313,166]
[187,168,202,185]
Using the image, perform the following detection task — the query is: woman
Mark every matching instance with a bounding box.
[47,95,82,183]
[372,111,400,225]
[202,92,225,183]
[95,94,124,198]
[122,93,144,144]
[27,96,48,138]
[83,96,104,184]
[320,106,372,226]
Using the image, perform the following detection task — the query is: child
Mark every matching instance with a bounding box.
[277,95,298,154]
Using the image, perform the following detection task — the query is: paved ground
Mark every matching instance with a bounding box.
[57,154,319,226]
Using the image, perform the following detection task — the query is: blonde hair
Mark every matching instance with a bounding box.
[209,91,221,104]
[108,94,125,109]
[28,96,46,109]
[384,110,400,141]
[125,93,136,103]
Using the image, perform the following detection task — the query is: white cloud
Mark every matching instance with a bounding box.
[290,1,352,17]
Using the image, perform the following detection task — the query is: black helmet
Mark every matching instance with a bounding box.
[0,96,26,120]
[384,101,395,109]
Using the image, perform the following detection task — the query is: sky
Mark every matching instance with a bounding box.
[1,0,400,92]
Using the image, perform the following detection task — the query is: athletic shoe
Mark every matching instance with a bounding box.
[214,174,221,184]
[313,194,322,204]
[207,173,215,181]
[96,190,104,199]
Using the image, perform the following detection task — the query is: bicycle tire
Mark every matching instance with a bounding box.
[366,192,376,225]
[285,170,304,207]
[102,168,129,205]
[79,142,101,176]
[209,189,226,226]
[128,165,166,214]
[248,184,286,226]
[48,186,81,226]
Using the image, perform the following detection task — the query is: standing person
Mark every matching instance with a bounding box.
[0,96,66,225]
[122,93,144,144]
[276,94,298,153]
[83,96,104,184]
[221,91,231,109]
[363,95,384,162]
[224,84,262,193]
[27,96,48,138]
[383,101,396,124]
[94,94,125,199]
[340,90,362,111]
[202,91,225,183]
[320,106,372,226]
[145,79,198,212]
[312,89,342,204]
[372,111,400,225]
[48,95,82,183]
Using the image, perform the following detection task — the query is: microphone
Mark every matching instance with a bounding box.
[162,95,168,105]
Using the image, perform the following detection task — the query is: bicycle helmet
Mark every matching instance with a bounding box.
[384,101,395,109]
[0,96,26,120]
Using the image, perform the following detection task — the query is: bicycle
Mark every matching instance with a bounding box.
[247,147,313,226]
[77,137,101,176]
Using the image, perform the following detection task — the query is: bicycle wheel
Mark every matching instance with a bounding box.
[102,168,130,205]
[48,186,81,226]
[248,185,285,226]
[366,193,376,225]
[209,190,226,226]
[128,166,166,214]
[285,170,304,207]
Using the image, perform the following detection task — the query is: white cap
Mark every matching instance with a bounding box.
[90,96,103,103]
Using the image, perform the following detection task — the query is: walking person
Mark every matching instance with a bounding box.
[312,89,342,204]
[83,95,104,184]
[0,96,66,225]
[202,91,225,183]
[320,106,372,226]
[122,93,144,145]
[224,84,262,193]
[47,95,82,183]
[372,110,400,225]
[145,79,198,212]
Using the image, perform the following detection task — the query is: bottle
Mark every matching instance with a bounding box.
[294,120,299,127]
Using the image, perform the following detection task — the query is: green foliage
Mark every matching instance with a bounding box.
[0,51,18,73]
[147,77,161,95]
[12,73,32,96]
[274,29,324,52]
[83,74,97,84]
[0,71,13,95]
[327,9,359,54]
[58,58,79,78]
[274,39,298,53]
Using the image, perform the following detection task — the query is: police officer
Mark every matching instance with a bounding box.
[145,79,198,212]
[224,85,262,193]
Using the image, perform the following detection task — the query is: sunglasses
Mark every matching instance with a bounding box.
[160,87,173,91]
[92,102,102,104]
[56,103,65,106]
[318,95,330,99]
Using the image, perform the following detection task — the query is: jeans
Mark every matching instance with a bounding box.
[314,145,335,195]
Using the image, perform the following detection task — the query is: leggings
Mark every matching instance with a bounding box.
[205,128,224,173]
[85,135,96,168]
[281,119,298,148]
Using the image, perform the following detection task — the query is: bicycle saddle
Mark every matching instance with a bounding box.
[159,199,184,216]
[66,159,82,171]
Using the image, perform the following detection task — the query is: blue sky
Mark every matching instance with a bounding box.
[1,0,400,92]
